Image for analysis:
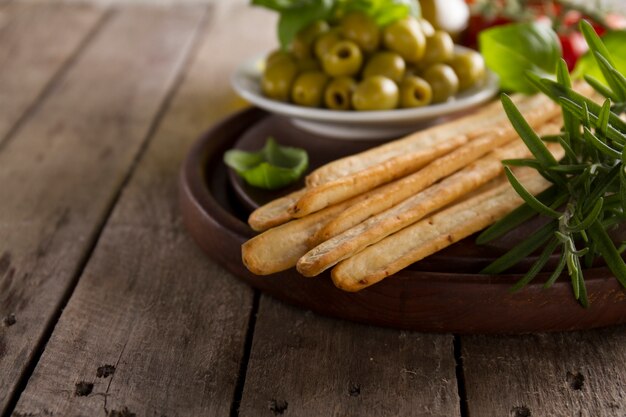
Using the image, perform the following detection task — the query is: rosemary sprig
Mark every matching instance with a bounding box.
[478,20,626,306]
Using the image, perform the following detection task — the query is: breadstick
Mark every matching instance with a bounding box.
[305,93,557,187]
[248,188,306,231]
[296,139,563,277]
[292,134,470,217]
[292,95,561,217]
[310,120,561,245]
[242,192,371,275]
[331,170,552,291]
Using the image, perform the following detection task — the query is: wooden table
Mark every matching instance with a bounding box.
[1,2,625,416]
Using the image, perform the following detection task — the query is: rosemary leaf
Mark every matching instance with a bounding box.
[476,188,564,244]
[543,252,567,288]
[584,74,619,101]
[587,220,626,288]
[593,52,626,101]
[505,167,561,218]
[501,94,559,168]
[481,220,557,275]
[583,126,621,159]
[564,197,603,233]
[597,99,612,137]
[501,159,544,169]
[541,78,626,134]
[559,97,626,145]
[557,136,578,161]
[511,238,559,292]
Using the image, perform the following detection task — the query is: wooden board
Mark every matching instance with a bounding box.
[460,326,626,417]
[180,107,626,333]
[10,3,279,416]
[0,5,204,415]
[238,296,460,417]
[0,2,104,148]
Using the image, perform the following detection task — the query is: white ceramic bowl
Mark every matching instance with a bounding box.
[232,48,500,140]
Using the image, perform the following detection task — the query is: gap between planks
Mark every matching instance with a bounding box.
[2,7,212,417]
[236,295,462,417]
[229,291,261,417]
[9,2,274,416]
[0,3,107,151]
[0,4,206,415]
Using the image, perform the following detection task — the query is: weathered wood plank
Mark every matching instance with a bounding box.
[0,3,104,147]
[239,297,461,417]
[11,3,277,416]
[0,6,205,415]
[461,326,626,417]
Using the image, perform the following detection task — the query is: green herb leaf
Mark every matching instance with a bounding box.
[572,29,626,85]
[251,0,315,12]
[543,252,567,288]
[224,137,308,190]
[583,126,621,159]
[537,78,626,135]
[558,97,626,145]
[479,22,561,93]
[504,167,561,218]
[254,0,419,48]
[276,0,334,49]
[501,94,559,167]
[501,158,543,170]
[564,197,603,233]
[511,237,559,292]
[481,220,557,275]
[584,74,620,102]
[338,0,420,25]
[593,52,626,101]
[556,59,580,143]
[587,220,626,288]
[476,188,563,245]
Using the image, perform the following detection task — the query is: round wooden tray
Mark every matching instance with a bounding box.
[179,107,626,333]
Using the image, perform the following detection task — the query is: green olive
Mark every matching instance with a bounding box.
[291,71,329,107]
[314,28,343,60]
[324,76,357,110]
[297,57,321,72]
[419,18,435,37]
[399,76,432,108]
[421,30,454,66]
[265,49,292,69]
[382,17,426,63]
[291,20,330,60]
[262,54,298,101]
[321,40,363,77]
[352,75,399,111]
[340,11,380,54]
[449,50,486,91]
[422,64,459,103]
[362,51,406,83]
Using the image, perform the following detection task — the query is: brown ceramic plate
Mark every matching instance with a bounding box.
[179,107,626,333]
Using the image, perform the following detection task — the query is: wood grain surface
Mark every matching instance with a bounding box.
[10,3,277,416]
[1,2,626,416]
[238,297,461,417]
[0,2,104,148]
[0,5,204,415]
[461,326,626,417]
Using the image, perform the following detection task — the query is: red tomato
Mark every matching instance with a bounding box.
[464,15,512,49]
[559,31,587,71]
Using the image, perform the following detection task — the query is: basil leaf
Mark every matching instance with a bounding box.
[479,22,561,93]
[276,0,333,49]
[224,137,309,190]
[339,0,420,26]
[251,0,315,11]
[572,30,626,85]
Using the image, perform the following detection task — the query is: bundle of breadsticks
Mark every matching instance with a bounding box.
[241,92,569,292]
